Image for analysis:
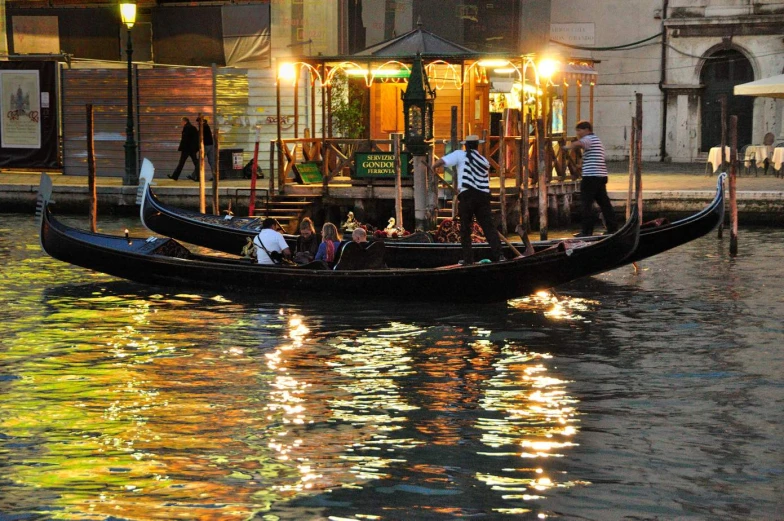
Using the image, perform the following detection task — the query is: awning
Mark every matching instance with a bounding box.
[563,62,597,83]
[734,74,784,99]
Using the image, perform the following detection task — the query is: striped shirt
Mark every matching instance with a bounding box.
[440,149,491,193]
[577,133,608,176]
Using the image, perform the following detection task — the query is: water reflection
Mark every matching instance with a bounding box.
[1,269,588,519]
[2,214,782,520]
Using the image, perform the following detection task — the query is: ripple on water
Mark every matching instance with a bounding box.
[0,215,782,520]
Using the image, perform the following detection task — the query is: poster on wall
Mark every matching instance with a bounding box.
[1,70,42,149]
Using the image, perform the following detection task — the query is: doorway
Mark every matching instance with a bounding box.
[700,49,754,151]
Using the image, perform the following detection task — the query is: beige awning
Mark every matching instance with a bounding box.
[734,74,784,99]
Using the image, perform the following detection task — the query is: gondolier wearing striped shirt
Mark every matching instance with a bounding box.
[429,135,503,264]
[565,121,618,237]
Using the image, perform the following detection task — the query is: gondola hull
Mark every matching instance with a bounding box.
[138,161,724,269]
[40,174,641,303]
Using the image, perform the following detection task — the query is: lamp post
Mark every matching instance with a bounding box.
[402,53,436,231]
[120,2,137,186]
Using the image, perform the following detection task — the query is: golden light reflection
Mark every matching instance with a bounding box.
[475,337,582,505]
[509,291,599,321]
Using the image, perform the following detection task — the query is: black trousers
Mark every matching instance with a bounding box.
[171,150,199,180]
[580,176,618,236]
[458,188,502,263]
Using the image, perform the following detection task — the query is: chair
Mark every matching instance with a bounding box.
[739,145,755,176]
[774,143,784,178]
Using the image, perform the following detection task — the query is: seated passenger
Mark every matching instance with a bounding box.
[253,218,291,265]
[351,227,369,248]
[294,217,320,264]
[315,222,341,267]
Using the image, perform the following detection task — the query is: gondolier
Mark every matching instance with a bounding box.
[565,121,618,237]
[429,135,503,265]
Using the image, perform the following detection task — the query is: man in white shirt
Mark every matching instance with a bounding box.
[428,135,503,264]
[253,218,292,265]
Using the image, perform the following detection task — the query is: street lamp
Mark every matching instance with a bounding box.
[120,2,137,186]
[402,53,436,230]
[402,53,435,156]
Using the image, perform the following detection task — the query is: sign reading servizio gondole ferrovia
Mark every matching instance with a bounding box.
[354,152,410,179]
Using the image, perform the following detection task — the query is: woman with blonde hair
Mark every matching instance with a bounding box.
[315,222,341,266]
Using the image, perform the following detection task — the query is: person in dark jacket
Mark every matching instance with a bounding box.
[168,117,200,181]
[294,217,320,264]
[197,116,215,180]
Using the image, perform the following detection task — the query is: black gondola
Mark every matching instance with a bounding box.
[138,160,724,268]
[39,174,640,303]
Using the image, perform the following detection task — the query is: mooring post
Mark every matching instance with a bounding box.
[635,93,643,220]
[212,123,220,215]
[729,115,739,255]
[499,120,507,235]
[393,133,403,228]
[720,94,727,171]
[198,112,206,214]
[86,104,97,232]
[537,117,548,240]
[627,116,636,220]
[426,148,438,230]
[414,153,428,231]
[249,127,261,217]
[521,112,531,235]
[451,106,459,219]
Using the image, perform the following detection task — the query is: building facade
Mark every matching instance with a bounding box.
[3,0,779,167]
[552,0,784,161]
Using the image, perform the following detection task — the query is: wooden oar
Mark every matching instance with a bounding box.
[499,232,524,259]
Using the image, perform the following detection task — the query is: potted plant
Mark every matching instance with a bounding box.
[329,71,367,176]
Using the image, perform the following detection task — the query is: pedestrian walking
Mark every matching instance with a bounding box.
[168,117,200,181]
[197,116,215,180]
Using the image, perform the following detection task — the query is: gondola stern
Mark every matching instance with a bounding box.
[36,173,54,253]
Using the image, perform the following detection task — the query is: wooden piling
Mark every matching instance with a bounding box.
[393,133,403,228]
[729,116,739,255]
[627,116,636,220]
[536,118,548,240]
[86,104,97,232]
[520,112,531,235]
[635,94,643,220]
[249,127,261,216]
[451,106,459,219]
[212,122,220,215]
[212,63,219,215]
[198,112,205,213]
[499,120,507,235]
[720,95,727,169]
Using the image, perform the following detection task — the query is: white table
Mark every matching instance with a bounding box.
[772,147,784,173]
[745,145,772,168]
[707,146,731,173]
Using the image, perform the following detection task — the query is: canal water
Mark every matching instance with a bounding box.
[1,213,782,521]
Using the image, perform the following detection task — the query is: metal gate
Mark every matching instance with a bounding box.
[62,67,213,177]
